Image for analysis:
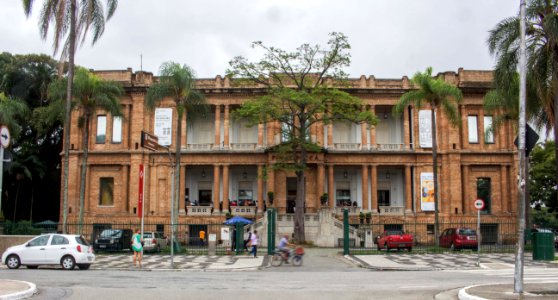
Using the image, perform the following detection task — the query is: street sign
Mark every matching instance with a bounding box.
[0,126,10,148]
[474,199,485,210]
[141,130,159,151]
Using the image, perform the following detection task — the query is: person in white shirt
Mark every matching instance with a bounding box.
[250,230,259,258]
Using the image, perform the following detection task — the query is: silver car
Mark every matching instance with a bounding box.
[142,232,168,252]
[2,234,95,270]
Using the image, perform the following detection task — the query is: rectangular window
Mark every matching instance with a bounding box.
[112,116,122,143]
[378,190,390,206]
[99,177,114,206]
[467,115,478,143]
[476,178,491,214]
[96,115,107,144]
[484,116,494,144]
[280,115,293,142]
[336,190,351,207]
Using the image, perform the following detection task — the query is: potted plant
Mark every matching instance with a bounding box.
[267,191,274,205]
[225,212,232,219]
[365,212,372,224]
[320,193,328,206]
[359,211,365,224]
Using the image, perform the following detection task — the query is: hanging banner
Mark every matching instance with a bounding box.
[154,108,172,146]
[138,164,144,218]
[420,172,435,211]
[418,110,432,148]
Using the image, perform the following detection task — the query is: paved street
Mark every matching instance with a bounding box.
[1,249,557,299]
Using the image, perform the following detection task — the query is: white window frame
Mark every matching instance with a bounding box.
[484,116,494,144]
[112,116,122,143]
[96,115,107,144]
[467,115,479,143]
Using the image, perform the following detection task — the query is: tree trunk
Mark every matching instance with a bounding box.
[78,114,90,233]
[431,107,440,247]
[294,170,305,242]
[553,80,558,212]
[62,0,77,233]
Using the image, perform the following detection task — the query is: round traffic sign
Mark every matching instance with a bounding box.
[0,126,10,148]
[474,199,485,210]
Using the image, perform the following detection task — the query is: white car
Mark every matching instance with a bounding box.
[2,234,95,270]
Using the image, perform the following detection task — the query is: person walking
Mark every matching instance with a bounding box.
[199,229,206,246]
[250,230,259,258]
[243,229,252,252]
[131,229,143,268]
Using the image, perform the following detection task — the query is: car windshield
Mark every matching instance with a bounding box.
[386,231,403,236]
[100,230,122,238]
[458,228,476,235]
[76,236,90,246]
[143,233,152,238]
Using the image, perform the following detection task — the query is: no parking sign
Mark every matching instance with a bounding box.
[474,199,485,210]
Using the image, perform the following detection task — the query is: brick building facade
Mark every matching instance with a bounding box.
[62,68,517,228]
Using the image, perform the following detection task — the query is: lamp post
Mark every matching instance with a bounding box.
[164,146,176,268]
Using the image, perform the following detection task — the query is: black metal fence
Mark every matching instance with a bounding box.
[345,220,540,254]
[2,221,252,256]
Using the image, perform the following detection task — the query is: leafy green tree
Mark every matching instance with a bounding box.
[529,141,557,213]
[227,32,376,242]
[488,0,558,209]
[23,0,118,231]
[47,67,122,230]
[393,67,462,246]
[145,62,207,227]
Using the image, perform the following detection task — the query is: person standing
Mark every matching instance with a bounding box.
[243,230,252,252]
[199,229,206,246]
[131,229,143,268]
[250,230,258,258]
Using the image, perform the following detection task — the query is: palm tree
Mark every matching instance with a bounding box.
[393,67,462,245]
[23,0,118,231]
[48,67,122,231]
[145,62,207,228]
[488,0,558,194]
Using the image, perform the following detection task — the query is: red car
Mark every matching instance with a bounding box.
[376,230,413,251]
[439,227,478,250]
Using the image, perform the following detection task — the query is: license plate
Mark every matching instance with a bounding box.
[399,244,407,247]
[99,245,106,248]
[469,236,476,240]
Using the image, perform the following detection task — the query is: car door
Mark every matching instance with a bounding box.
[19,235,51,264]
[45,235,70,263]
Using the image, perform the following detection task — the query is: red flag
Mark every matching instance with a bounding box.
[138,164,144,218]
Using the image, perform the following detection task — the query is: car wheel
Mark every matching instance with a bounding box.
[450,243,455,251]
[61,255,76,270]
[26,265,39,269]
[77,264,91,270]
[6,255,21,269]
[292,256,303,266]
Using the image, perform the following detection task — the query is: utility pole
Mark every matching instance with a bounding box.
[514,0,527,294]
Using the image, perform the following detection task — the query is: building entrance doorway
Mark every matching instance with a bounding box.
[199,190,212,206]
[286,177,297,213]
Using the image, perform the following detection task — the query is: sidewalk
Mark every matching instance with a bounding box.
[459,283,558,300]
[0,280,36,300]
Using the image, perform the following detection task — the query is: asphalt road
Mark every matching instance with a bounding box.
[1,249,556,300]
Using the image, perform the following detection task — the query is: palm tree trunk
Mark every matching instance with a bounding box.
[13,182,20,223]
[553,81,558,211]
[78,114,90,234]
[62,0,77,234]
[431,107,440,247]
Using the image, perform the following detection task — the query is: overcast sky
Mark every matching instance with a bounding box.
[1,0,519,79]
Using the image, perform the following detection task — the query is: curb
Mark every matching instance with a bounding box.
[0,280,37,300]
[458,285,487,300]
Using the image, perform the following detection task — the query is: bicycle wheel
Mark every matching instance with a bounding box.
[271,253,283,267]
[292,255,303,266]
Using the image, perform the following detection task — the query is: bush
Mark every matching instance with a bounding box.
[3,220,42,235]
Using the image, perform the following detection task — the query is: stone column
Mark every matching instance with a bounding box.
[371,164,378,213]
[257,123,264,149]
[479,109,485,147]
[405,165,412,213]
[257,164,264,212]
[403,107,410,149]
[179,165,186,215]
[214,105,221,149]
[361,105,368,150]
[223,105,230,149]
[327,121,333,149]
[328,164,335,209]
[267,166,275,206]
[361,164,369,210]
[462,165,469,214]
[370,105,376,149]
[317,120,324,147]
[222,164,229,213]
[213,165,220,212]
[267,122,275,146]
[182,110,187,149]
[500,165,507,213]
[316,163,325,208]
